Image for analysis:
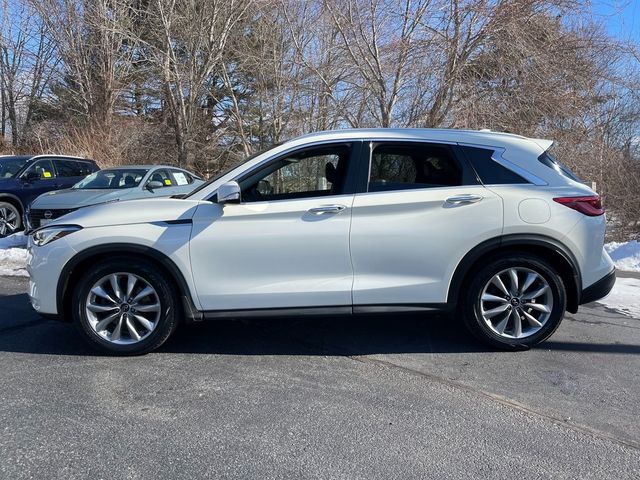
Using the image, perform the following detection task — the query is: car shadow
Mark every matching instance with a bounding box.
[1,293,639,356]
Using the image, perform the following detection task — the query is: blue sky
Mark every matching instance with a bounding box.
[593,0,640,41]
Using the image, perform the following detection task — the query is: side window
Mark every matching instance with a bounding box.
[460,146,529,185]
[369,143,462,192]
[240,144,352,202]
[21,159,55,180]
[147,169,173,188]
[170,169,194,186]
[55,160,90,177]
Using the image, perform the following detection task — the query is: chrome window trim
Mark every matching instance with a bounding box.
[457,142,548,186]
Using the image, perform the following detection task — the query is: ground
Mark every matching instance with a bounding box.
[0,274,638,479]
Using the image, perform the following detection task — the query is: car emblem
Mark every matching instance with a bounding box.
[44,211,53,219]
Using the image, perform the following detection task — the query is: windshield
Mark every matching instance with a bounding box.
[186,144,282,198]
[0,157,31,178]
[73,169,149,189]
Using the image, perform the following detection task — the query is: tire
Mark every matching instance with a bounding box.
[461,253,567,350]
[0,201,22,238]
[72,258,181,355]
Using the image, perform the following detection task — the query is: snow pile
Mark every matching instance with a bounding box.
[0,248,28,277]
[0,233,28,276]
[597,277,640,318]
[605,241,640,273]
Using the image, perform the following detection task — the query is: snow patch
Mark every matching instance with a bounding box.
[0,248,28,277]
[597,277,640,318]
[605,241,640,273]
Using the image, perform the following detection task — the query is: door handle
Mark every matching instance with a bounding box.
[445,194,483,205]
[308,204,347,215]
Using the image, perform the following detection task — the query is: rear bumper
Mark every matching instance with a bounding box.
[580,268,616,305]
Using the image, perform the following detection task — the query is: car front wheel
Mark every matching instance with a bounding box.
[72,259,180,355]
[462,254,567,349]
[0,202,21,237]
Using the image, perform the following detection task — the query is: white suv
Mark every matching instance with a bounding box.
[27,129,616,354]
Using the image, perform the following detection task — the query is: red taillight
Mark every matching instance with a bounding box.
[553,195,604,216]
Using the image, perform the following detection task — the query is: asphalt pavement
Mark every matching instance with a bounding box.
[0,275,638,479]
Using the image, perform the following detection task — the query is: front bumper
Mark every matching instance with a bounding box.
[580,268,616,305]
[27,236,78,317]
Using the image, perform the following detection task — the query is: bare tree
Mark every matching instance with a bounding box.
[123,0,254,168]
[31,0,136,128]
[0,0,57,146]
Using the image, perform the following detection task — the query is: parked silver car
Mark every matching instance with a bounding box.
[26,165,203,230]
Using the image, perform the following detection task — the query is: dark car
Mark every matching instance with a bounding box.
[0,155,99,237]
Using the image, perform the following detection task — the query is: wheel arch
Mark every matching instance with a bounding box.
[57,243,202,323]
[0,193,25,214]
[448,234,582,314]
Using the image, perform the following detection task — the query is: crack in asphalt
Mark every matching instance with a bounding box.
[257,323,640,453]
[348,354,640,453]
[565,316,640,330]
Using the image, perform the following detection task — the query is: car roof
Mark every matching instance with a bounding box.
[101,165,190,171]
[290,128,553,153]
[0,154,95,162]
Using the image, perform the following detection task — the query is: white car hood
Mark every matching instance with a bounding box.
[45,198,204,229]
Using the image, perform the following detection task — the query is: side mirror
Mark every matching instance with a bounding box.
[217,181,241,204]
[146,180,164,191]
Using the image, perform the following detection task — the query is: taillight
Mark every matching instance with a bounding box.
[553,195,604,216]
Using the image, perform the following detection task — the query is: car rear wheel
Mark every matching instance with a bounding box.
[462,254,567,349]
[0,202,21,238]
[72,259,180,355]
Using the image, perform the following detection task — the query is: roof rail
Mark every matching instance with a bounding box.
[29,154,92,161]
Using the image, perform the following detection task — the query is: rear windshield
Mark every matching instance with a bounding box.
[538,151,582,183]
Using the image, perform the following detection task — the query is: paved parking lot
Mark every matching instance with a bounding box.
[1,275,639,479]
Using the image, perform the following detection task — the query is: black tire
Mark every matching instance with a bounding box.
[461,253,567,350]
[0,201,22,238]
[72,258,181,355]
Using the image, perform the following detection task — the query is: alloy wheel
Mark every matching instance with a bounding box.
[479,267,553,339]
[0,206,19,236]
[85,273,161,345]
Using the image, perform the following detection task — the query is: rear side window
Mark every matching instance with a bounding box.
[369,143,463,192]
[55,160,94,177]
[170,169,194,186]
[538,151,582,182]
[460,146,528,185]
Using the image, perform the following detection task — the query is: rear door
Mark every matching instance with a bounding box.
[349,140,503,306]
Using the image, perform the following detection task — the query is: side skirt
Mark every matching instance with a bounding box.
[200,304,449,321]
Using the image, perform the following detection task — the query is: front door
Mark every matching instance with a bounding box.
[349,141,503,306]
[19,159,59,205]
[189,142,359,311]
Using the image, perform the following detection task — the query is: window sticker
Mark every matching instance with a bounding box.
[43,171,52,178]
[173,172,189,185]
[164,178,172,186]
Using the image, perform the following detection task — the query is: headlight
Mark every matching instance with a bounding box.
[32,225,82,246]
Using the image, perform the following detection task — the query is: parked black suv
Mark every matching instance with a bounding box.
[0,155,99,237]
